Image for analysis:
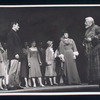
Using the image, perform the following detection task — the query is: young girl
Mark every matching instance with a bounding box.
[45,41,57,85]
[0,42,6,90]
[28,41,44,87]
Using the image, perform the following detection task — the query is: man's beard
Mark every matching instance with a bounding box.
[85,23,92,29]
[85,25,89,28]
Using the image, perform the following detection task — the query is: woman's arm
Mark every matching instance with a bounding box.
[27,49,31,67]
[59,41,64,54]
[72,39,79,57]
[37,48,42,65]
[46,48,53,65]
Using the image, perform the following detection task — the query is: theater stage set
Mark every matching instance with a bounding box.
[0,5,100,94]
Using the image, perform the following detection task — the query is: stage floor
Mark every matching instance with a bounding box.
[0,84,100,94]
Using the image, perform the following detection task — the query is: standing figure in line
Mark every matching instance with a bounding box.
[2,43,9,89]
[21,42,29,87]
[83,17,100,84]
[0,43,5,90]
[59,33,81,85]
[7,22,23,90]
[28,41,44,87]
[38,42,46,85]
[54,49,65,85]
[45,41,58,85]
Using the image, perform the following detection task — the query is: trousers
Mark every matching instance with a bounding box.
[8,59,21,87]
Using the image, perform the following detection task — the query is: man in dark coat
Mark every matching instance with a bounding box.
[83,17,100,84]
[7,22,23,90]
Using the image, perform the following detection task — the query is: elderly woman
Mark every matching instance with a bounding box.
[45,41,57,85]
[28,41,44,87]
[83,17,100,84]
[59,33,81,85]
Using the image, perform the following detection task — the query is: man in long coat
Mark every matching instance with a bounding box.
[83,17,100,84]
[7,22,23,90]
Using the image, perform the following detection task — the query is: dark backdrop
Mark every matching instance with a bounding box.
[0,6,100,82]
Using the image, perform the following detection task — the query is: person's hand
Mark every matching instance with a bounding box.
[94,36,98,39]
[28,63,31,67]
[73,51,79,56]
[40,62,42,66]
[82,43,85,46]
[61,62,64,70]
[15,54,19,59]
[0,61,2,63]
[87,37,92,41]
[73,55,76,59]
[46,62,52,66]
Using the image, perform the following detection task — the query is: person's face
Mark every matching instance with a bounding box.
[50,43,53,47]
[13,23,20,31]
[85,20,93,28]
[31,42,36,47]
[3,43,7,49]
[64,33,69,38]
[4,43,7,47]
[25,42,28,46]
[40,42,43,47]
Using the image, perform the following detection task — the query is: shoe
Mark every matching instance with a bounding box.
[15,86,24,89]
[88,81,95,85]
[0,87,4,90]
[25,85,29,87]
[3,86,8,90]
[7,86,17,90]
[50,84,53,86]
[40,84,44,87]
[54,83,58,85]
[33,85,36,88]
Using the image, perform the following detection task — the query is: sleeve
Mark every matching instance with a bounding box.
[46,48,52,64]
[72,39,78,52]
[95,25,100,38]
[59,41,64,54]
[91,26,100,46]
[37,49,41,63]
[27,49,31,64]
[54,49,59,58]
[72,39,79,56]
[7,32,16,57]
[0,53,3,62]
[0,47,4,54]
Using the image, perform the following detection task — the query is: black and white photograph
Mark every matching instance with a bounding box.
[0,4,100,95]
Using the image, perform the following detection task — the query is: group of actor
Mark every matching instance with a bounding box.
[0,16,100,90]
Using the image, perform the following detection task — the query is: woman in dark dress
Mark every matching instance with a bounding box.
[59,33,81,85]
[21,42,29,87]
[55,49,65,85]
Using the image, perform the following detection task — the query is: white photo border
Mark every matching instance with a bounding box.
[0,4,100,95]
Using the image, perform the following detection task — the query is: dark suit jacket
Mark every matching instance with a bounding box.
[7,29,22,61]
